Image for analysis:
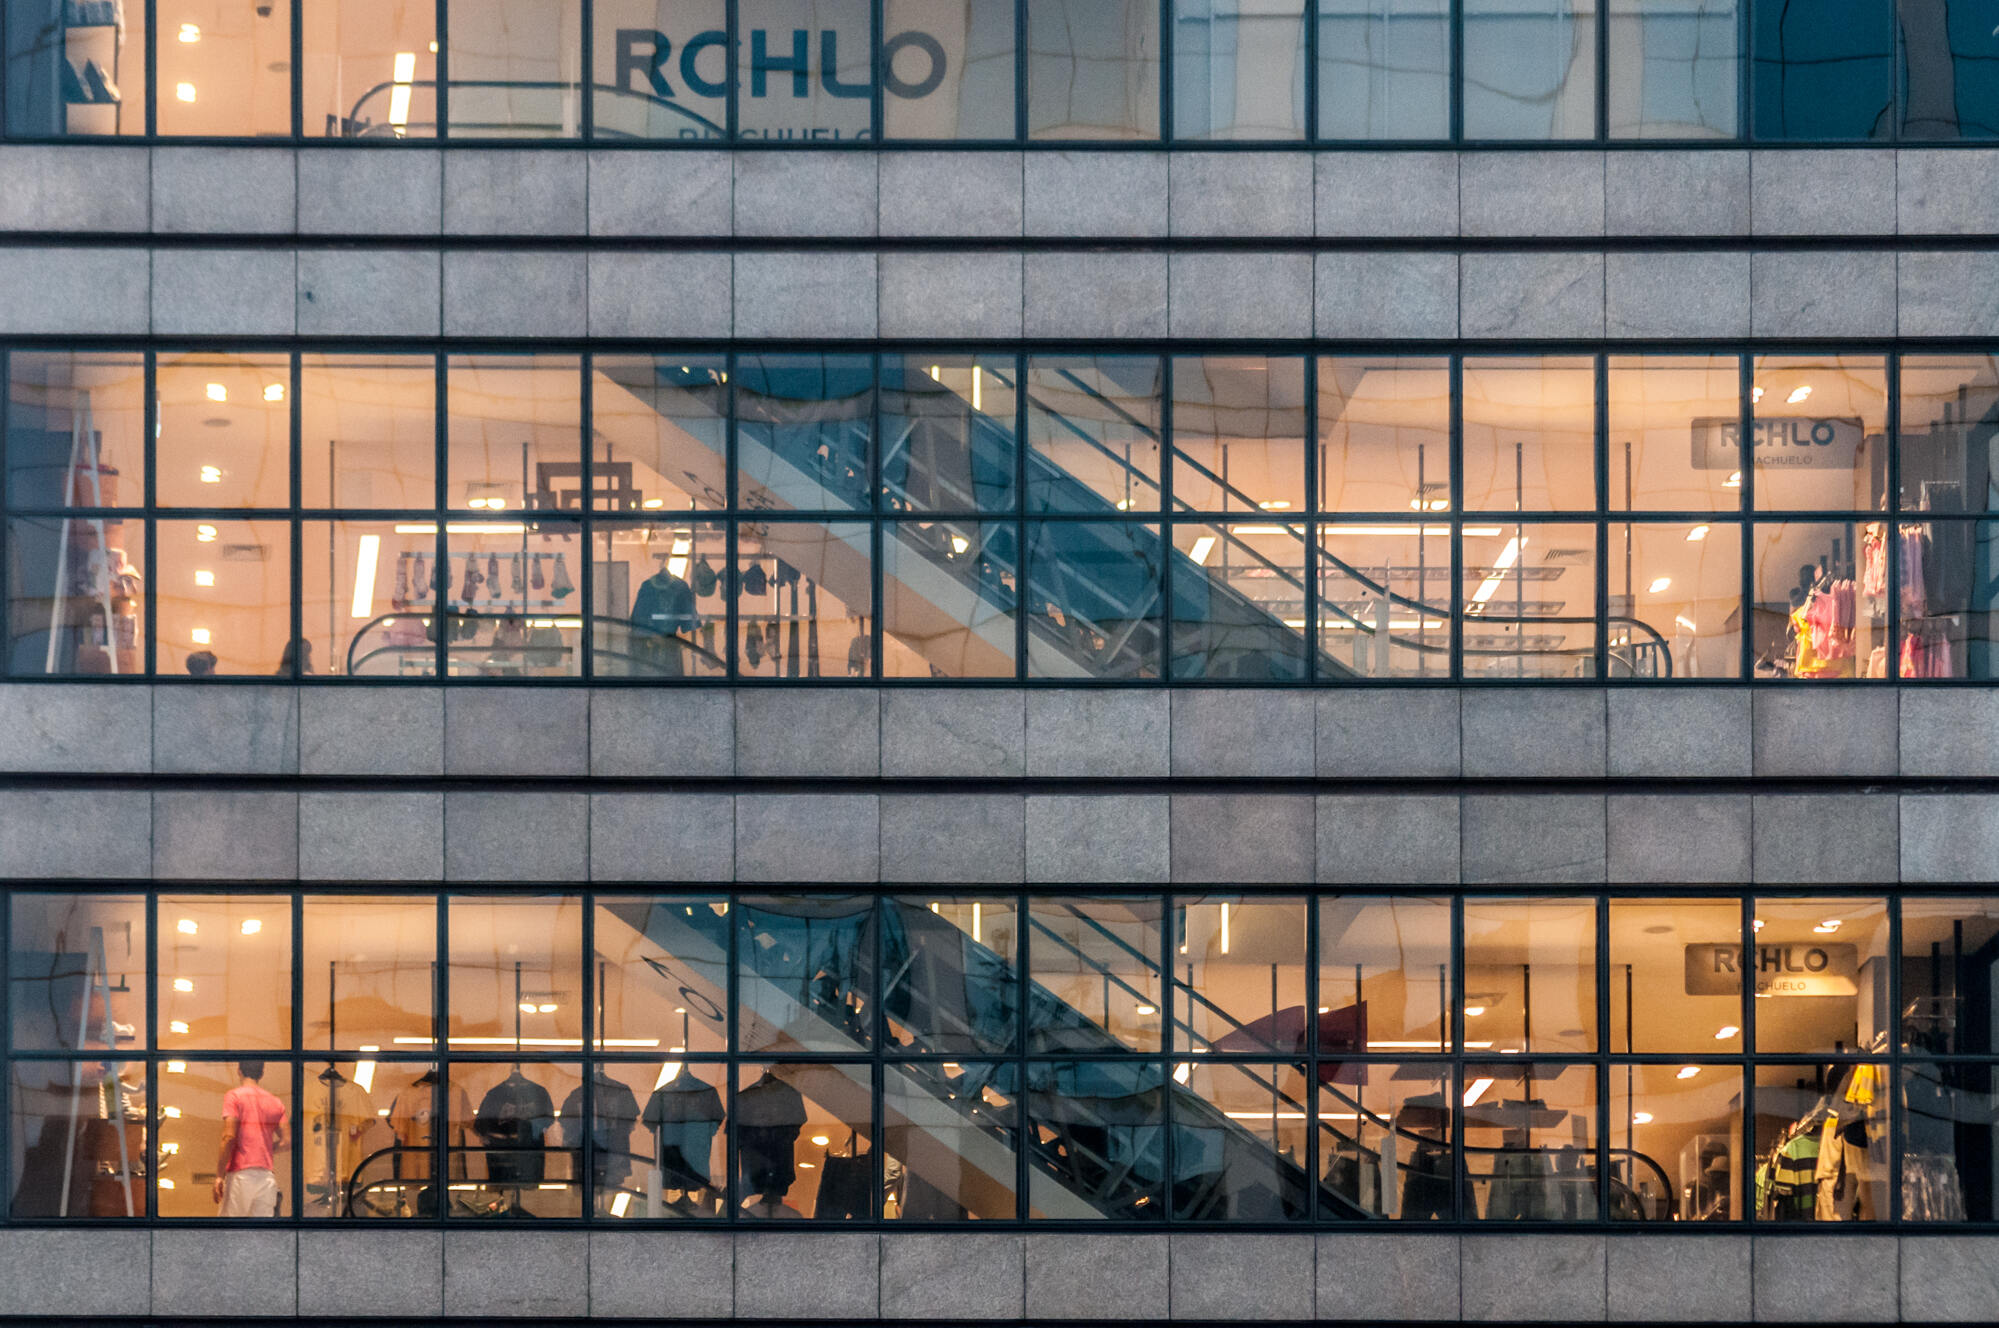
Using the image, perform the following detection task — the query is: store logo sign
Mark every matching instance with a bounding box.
[1684,943,1860,996]
[614,27,948,103]
[1690,416,1865,470]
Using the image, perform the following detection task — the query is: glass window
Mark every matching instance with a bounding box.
[882,519,1020,678]
[5,0,146,137]
[1320,1067,1453,1220]
[301,897,436,1053]
[1462,897,1597,1054]
[447,0,582,138]
[1173,1060,1312,1219]
[736,1062,874,1219]
[1751,355,1888,512]
[1902,0,1999,139]
[302,519,429,678]
[1750,897,1889,1055]
[1751,519,1886,679]
[304,1,437,138]
[736,0,873,142]
[1752,1063,1889,1220]
[1170,521,1308,680]
[1751,0,1892,139]
[156,0,291,136]
[1026,356,1164,514]
[609,1060,727,1217]
[1608,521,1743,679]
[883,0,1018,139]
[1319,357,1451,515]
[304,1058,433,1218]
[1896,520,1998,678]
[8,1059,147,1217]
[882,353,1018,514]
[1610,1063,1740,1220]
[593,897,731,1056]
[1899,898,1999,1057]
[1317,523,1452,678]
[591,0,728,141]
[1608,898,1744,1053]
[156,352,291,510]
[1609,355,1744,512]
[5,514,145,676]
[1028,896,1164,1053]
[737,895,877,1054]
[1900,1060,1997,1220]
[1026,0,1163,139]
[592,520,727,678]
[158,1060,293,1217]
[1025,1060,1166,1218]
[6,350,145,510]
[10,892,147,1052]
[158,895,292,1051]
[1898,354,1999,513]
[1024,519,1164,679]
[1170,896,1308,1053]
[1315,0,1450,139]
[883,896,1020,1056]
[735,353,875,515]
[1463,0,1597,139]
[449,1060,583,1217]
[1461,521,1599,678]
[1462,1062,1598,1219]
[1607,0,1740,138]
[1319,897,1453,1052]
[446,354,582,514]
[437,522,584,678]
[1172,355,1306,514]
[156,517,294,676]
[1462,357,1597,512]
[735,520,873,678]
[591,356,727,514]
[883,1061,1021,1219]
[301,354,437,512]
[1172,0,1308,140]
[444,896,586,1049]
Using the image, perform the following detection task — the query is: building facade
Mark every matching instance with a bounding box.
[2,2,1999,1325]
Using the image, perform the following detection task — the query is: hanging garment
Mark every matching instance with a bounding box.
[394,554,409,602]
[558,1075,641,1191]
[550,554,574,600]
[511,553,525,594]
[531,553,545,591]
[642,1074,725,1192]
[1399,1139,1460,1221]
[1763,1125,1821,1220]
[458,556,482,605]
[814,1134,872,1220]
[473,1073,556,1186]
[1485,1148,1566,1221]
[1904,1151,1968,1222]
[692,557,720,598]
[388,1076,474,1183]
[736,1075,807,1201]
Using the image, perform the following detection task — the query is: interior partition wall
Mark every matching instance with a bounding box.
[6,887,1996,1229]
[3,0,1994,143]
[5,344,1996,684]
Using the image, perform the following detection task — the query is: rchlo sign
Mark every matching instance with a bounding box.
[1690,416,1866,471]
[1684,942,1860,996]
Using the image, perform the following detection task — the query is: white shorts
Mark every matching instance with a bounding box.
[220,1168,280,1217]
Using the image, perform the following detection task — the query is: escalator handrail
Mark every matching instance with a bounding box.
[342,611,729,676]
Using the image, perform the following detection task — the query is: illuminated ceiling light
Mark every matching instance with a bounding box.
[971,364,983,411]
[199,465,221,484]
[1814,919,1842,933]
[351,534,381,620]
[1648,576,1673,594]
[948,534,970,555]
[172,978,194,993]
[1470,537,1526,606]
[1228,524,1290,536]
[177,23,200,42]
[1674,615,1699,632]
[240,919,262,936]
[205,383,227,403]
[1260,500,1293,510]
[428,40,439,53]
[518,1002,537,1014]
[176,918,198,935]
[1463,1006,1486,1017]
[927,365,942,382]
[1787,385,1813,404]
[194,570,214,587]
[1462,1077,1495,1107]
[1722,471,1741,489]
[610,1193,632,1217]
[158,1178,176,1190]
[1219,901,1231,955]
[1631,1111,1654,1124]
[196,524,218,542]
[810,1135,831,1146]
[389,51,418,129]
[1188,535,1217,566]
[1715,1025,1740,1039]
[1676,1066,1701,1080]
[263,384,285,403]
[1751,386,1765,403]
[667,536,693,580]
[189,627,211,645]
[537,1003,558,1013]
[169,1020,189,1035]
[1686,524,1710,542]
[166,1060,186,1074]
[641,498,665,510]
[1752,918,1765,931]
[1173,1063,1191,1084]
[175,82,197,103]
[1134,1003,1158,1016]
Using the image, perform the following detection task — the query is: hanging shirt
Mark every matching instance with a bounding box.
[631,573,698,637]
[559,1076,642,1183]
[642,1075,726,1191]
[473,1074,556,1185]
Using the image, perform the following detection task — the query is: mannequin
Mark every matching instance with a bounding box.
[630,557,699,677]
[735,1070,807,1217]
[472,1067,555,1190]
[559,1071,641,1213]
[641,1068,726,1214]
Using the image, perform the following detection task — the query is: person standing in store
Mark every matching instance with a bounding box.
[213,1061,289,1216]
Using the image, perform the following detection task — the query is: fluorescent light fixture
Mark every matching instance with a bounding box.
[393,523,527,535]
[1260,500,1293,510]
[350,534,381,619]
[610,1193,632,1217]
[177,918,198,935]
[668,536,692,580]
[263,384,284,403]
[189,627,210,645]
[1470,537,1525,606]
[1676,1066,1701,1080]
[391,1036,659,1048]
[1228,524,1291,536]
[971,364,982,412]
[175,82,196,103]
[1173,1063,1191,1084]
[652,1062,682,1089]
[1648,576,1672,594]
[204,382,226,402]
[971,901,982,944]
[1675,615,1699,632]
[389,52,417,128]
[1787,385,1813,404]
[1715,1025,1740,1040]
[194,570,214,587]
[1686,524,1710,542]
[1188,535,1217,566]
[354,1059,377,1093]
[1462,1077,1495,1107]
[1219,901,1230,955]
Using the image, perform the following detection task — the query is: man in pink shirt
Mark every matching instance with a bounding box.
[214,1061,288,1217]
